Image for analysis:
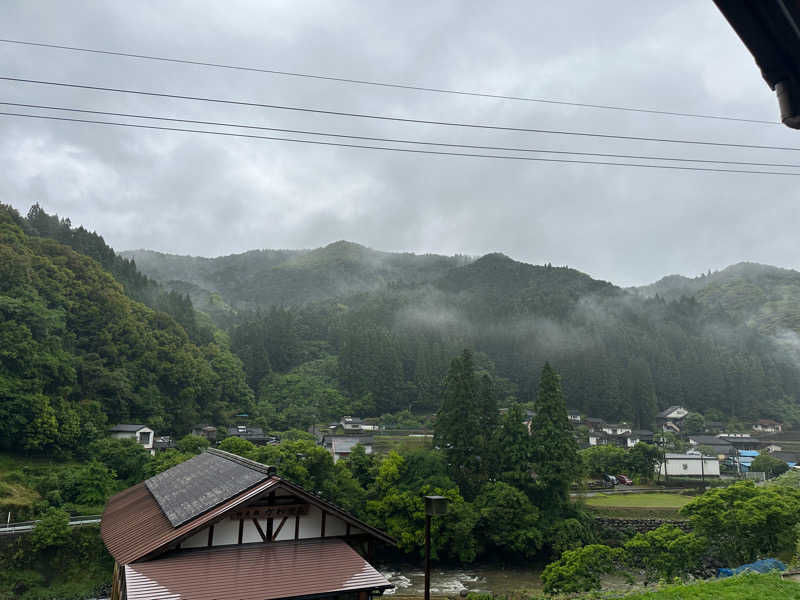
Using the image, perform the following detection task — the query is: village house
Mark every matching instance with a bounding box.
[587,429,653,448]
[753,419,783,433]
[322,435,374,463]
[227,424,276,446]
[101,448,394,600]
[656,406,688,433]
[688,435,735,459]
[109,424,155,455]
[659,451,720,478]
[584,417,605,431]
[567,409,581,424]
[191,424,218,442]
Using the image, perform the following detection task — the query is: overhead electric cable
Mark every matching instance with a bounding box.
[1,76,798,152]
[1,110,798,176]
[4,100,800,169]
[0,37,778,125]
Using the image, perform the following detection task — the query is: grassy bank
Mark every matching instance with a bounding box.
[583,492,690,519]
[618,572,800,599]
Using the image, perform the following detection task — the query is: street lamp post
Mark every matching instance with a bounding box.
[424,495,449,600]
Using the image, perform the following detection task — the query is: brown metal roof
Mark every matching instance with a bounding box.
[124,538,392,600]
[101,478,279,565]
[102,449,394,565]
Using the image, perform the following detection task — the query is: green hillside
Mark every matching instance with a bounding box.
[0,204,253,454]
[636,262,800,336]
[124,241,470,310]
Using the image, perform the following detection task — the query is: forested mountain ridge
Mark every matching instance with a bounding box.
[122,241,800,429]
[123,241,471,313]
[0,204,253,454]
[635,262,800,336]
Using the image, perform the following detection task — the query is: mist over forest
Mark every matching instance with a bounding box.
[125,233,800,430]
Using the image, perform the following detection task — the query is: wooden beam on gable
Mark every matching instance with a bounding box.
[238,519,244,544]
[321,510,327,538]
[252,519,266,542]
[272,516,288,541]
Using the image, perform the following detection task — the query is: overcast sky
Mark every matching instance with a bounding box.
[2,1,799,286]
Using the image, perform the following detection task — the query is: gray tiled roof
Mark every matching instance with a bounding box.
[144,449,273,527]
[109,424,149,432]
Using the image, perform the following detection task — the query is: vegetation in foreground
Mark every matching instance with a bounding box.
[616,572,800,600]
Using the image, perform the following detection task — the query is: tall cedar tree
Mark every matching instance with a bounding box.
[530,363,581,512]
[434,349,495,499]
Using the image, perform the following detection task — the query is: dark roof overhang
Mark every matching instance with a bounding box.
[714,0,800,128]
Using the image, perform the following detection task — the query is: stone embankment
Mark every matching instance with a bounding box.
[594,517,691,534]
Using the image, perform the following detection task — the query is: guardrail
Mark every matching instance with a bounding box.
[0,514,102,535]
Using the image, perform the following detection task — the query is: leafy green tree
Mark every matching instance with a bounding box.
[473,482,542,558]
[31,507,70,552]
[682,412,706,435]
[145,449,194,477]
[216,436,256,457]
[623,525,708,583]
[176,434,210,455]
[627,442,662,482]
[751,454,790,478]
[542,544,624,594]
[530,363,581,511]
[581,445,629,478]
[344,444,376,489]
[73,461,116,505]
[88,438,149,484]
[682,481,800,564]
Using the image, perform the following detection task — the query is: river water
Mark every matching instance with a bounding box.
[379,564,543,597]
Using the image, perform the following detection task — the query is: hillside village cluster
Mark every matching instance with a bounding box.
[111,406,798,482]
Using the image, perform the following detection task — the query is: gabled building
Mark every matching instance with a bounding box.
[101,448,394,600]
[753,419,783,433]
[322,435,374,463]
[109,424,155,454]
[656,406,688,433]
[227,424,276,446]
[688,435,735,459]
[567,409,581,424]
[584,417,605,432]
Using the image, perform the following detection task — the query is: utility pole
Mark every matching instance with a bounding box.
[424,496,449,600]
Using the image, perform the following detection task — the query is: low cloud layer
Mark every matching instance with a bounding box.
[2,0,798,286]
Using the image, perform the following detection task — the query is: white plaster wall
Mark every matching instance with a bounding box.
[242,518,265,543]
[298,505,324,538]
[274,516,298,541]
[325,514,347,537]
[214,518,239,545]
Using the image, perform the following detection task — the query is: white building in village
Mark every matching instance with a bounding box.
[109,424,155,454]
[659,451,720,478]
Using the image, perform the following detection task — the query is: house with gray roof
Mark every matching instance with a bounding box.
[101,448,394,600]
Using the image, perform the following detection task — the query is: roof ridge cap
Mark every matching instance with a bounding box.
[206,448,275,476]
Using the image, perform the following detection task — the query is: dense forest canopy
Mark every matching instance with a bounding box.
[0,203,253,454]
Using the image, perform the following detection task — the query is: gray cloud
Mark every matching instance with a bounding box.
[2,0,799,286]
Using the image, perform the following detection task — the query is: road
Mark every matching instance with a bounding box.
[0,514,101,535]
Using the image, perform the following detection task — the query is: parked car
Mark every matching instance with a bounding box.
[616,474,633,485]
[602,474,618,487]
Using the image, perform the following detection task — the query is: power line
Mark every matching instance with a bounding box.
[0,37,778,126]
[2,76,799,152]
[4,101,800,169]
[2,110,798,176]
